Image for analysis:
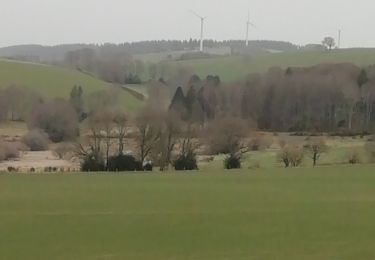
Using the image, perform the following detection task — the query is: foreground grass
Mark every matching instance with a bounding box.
[1,166,375,259]
[170,48,375,81]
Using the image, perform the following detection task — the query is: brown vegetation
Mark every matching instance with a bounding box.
[278,144,304,168]
[22,129,49,151]
[28,98,79,142]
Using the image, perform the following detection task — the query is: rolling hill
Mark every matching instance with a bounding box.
[0,59,143,112]
[168,48,375,82]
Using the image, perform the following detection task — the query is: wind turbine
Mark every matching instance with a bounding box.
[337,29,342,49]
[190,10,207,52]
[246,11,256,47]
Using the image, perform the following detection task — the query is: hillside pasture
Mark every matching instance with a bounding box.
[0,59,143,111]
[169,48,375,81]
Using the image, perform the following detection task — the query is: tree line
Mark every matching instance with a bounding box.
[168,63,375,134]
[0,40,299,63]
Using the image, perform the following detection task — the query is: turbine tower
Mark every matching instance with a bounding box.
[190,10,207,52]
[246,11,255,47]
[337,29,342,49]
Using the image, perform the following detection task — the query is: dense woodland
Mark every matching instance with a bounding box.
[168,63,375,134]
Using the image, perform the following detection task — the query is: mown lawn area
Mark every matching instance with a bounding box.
[1,166,375,259]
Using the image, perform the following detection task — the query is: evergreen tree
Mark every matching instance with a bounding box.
[69,85,84,121]
[169,87,187,120]
[185,86,196,115]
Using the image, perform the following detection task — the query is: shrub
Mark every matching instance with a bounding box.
[143,162,153,171]
[52,143,74,159]
[7,167,17,173]
[278,145,304,168]
[174,152,198,171]
[347,150,361,164]
[248,135,273,151]
[205,117,248,155]
[107,155,143,172]
[3,143,19,159]
[124,74,142,84]
[44,167,58,173]
[365,139,375,163]
[0,147,5,161]
[22,130,49,151]
[0,140,20,161]
[224,154,242,170]
[28,99,79,142]
[81,153,106,172]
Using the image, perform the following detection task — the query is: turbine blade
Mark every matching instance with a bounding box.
[189,9,203,19]
[248,21,256,28]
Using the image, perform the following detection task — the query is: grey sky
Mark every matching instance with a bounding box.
[0,0,373,48]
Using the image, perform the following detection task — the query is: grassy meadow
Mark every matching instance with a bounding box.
[0,59,143,112]
[1,166,375,260]
[168,48,375,81]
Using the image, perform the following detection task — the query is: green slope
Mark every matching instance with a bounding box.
[170,48,375,82]
[0,59,142,112]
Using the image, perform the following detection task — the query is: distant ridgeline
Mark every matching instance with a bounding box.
[0,40,299,63]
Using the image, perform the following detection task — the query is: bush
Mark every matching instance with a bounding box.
[224,154,241,170]
[124,74,142,84]
[22,130,49,151]
[347,150,361,164]
[107,155,143,172]
[143,162,153,171]
[81,153,106,172]
[365,139,375,163]
[28,99,79,142]
[52,143,74,159]
[3,143,19,159]
[248,135,273,151]
[0,147,5,161]
[0,140,20,161]
[278,145,304,168]
[174,152,198,171]
[205,117,248,155]
[7,167,17,173]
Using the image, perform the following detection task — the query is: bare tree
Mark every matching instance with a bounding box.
[157,112,182,171]
[99,111,116,168]
[322,37,336,50]
[0,85,41,121]
[75,112,105,160]
[113,111,128,155]
[174,122,200,170]
[306,137,327,167]
[134,107,161,163]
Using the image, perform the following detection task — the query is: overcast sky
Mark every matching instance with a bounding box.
[0,0,373,48]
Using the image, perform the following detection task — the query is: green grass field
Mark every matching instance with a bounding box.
[1,166,375,260]
[169,48,375,81]
[0,59,142,112]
